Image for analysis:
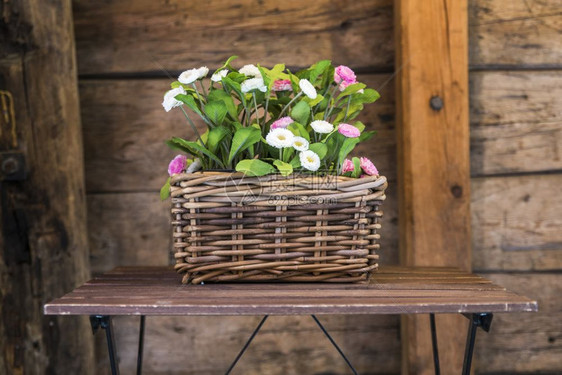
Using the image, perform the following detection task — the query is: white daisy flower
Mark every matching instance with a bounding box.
[266,128,294,149]
[197,66,209,79]
[211,69,228,82]
[299,150,321,171]
[178,69,199,84]
[241,77,267,93]
[179,66,208,84]
[162,86,186,112]
[310,120,334,134]
[239,64,262,78]
[299,79,317,99]
[292,136,309,152]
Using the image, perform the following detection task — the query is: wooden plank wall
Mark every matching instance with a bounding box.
[72,0,561,373]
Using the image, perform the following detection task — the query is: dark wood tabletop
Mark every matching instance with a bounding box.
[44,266,538,316]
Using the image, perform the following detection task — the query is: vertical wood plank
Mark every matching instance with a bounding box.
[0,1,95,373]
[395,0,470,374]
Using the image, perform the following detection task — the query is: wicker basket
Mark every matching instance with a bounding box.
[170,171,387,284]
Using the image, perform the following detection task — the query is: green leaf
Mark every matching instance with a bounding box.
[207,90,238,119]
[305,94,324,108]
[337,137,360,167]
[204,101,227,126]
[222,76,246,106]
[309,143,328,159]
[175,94,203,116]
[167,137,225,168]
[291,101,311,125]
[235,159,276,176]
[220,55,239,70]
[228,127,262,165]
[288,122,310,141]
[358,88,380,104]
[321,65,335,90]
[309,60,331,83]
[359,130,376,142]
[160,177,171,200]
[351,157,361,178]
[207,126,230,154]
[336,83,367,101]
[289,154,301,168]
[354,121,366,132]
[335,103,362,123]
[273,160,293,176]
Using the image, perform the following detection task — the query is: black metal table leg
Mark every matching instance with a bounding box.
[90,315,120,375]
[462,313,493,375]
[429,313,440,375]
[225,315,269,375]
[311,315,358,375]
[137,315,146,375]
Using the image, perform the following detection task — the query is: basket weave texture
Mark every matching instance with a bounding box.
[170,172,387,284]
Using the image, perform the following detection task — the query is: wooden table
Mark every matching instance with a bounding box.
[44,266,537,375]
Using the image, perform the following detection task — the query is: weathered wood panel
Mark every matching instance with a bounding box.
[470,71,562,176]
[472,174,562,272]
[71,0,562,76]
[395,0,470,373]
[0,0,94,373]
[475,272,562,373]
[112,315,400,375]
[80,74,397,193]
[469,0,562,67]
[72,0,394,75]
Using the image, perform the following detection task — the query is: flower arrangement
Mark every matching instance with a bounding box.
[161,56,381,199]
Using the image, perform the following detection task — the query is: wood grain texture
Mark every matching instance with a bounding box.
[0,0,94,373]
[80,74,396,193]
[472,174,562,271]
[72,0,394,75]
[44,266,537,315]
[70,0,561,75]
[475,272,560,374]
[470,71,562,176]
[469,0,562,67]
[395,0,470,374]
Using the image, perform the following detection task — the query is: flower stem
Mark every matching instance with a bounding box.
[198,80,208,98]
[324,84,340,120]
[179,106,204,146]
[279,91,303,118]
[263,94,270,127]
[252,92,260,125]
[343,95,352,121]
[191,83,205,108]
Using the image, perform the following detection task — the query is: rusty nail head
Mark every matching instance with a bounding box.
[430,96,443,111]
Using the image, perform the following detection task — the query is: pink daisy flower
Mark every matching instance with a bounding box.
[271,116,294,129]
[272,79,292,92]
[334,65,356,84]
[168,155,187,176]
[342,159,354,173]
[338,123,360,138]
[360,157,379,176]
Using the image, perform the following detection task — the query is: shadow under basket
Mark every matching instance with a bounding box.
[170,171,387,284]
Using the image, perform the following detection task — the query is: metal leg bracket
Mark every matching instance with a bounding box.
[462,313,493,375]
[90,315,120,375]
